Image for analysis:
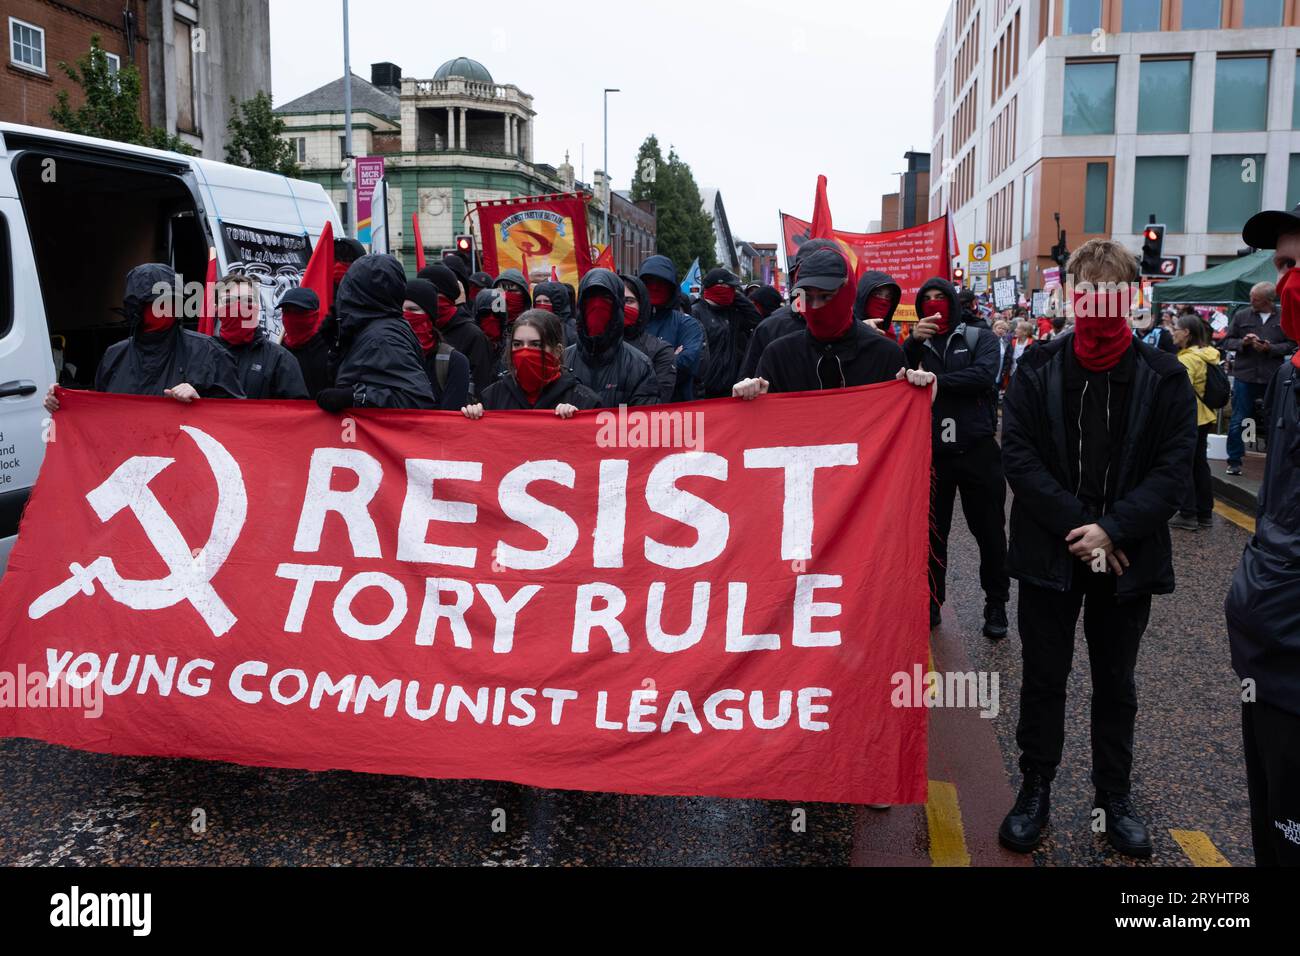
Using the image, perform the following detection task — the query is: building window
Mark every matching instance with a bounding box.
[1122,0,1162,32]
[294,137,307,163]
[1241,0,1283,27]
[1063,61,1116,135]
[174,19,196,133]
[1294,55,1300,129]
[1289,155,1300,211]
[1084,163,1109,233]
[1132,157,1187,233]
[1214,57,1270,132]
[9,18,45,72]
[1063,0,1102,34]
[1180,0,1221,29]
[104,51,121,91]
[1023,170,1035,240]
[1138,59,1191,133]
[1208,155,1264,233]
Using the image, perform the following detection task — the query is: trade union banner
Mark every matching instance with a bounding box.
[0,385,932,805]
[471,193,594,285]
[781,213,953,321]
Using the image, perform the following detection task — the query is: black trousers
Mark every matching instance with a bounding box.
[1242,700,1300,866]
[1179,423,1213,521]
[1016,574,1150,794]
[930,436,1010,609]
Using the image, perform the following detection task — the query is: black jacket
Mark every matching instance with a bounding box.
[563,268,659,408]
[219,331,309,399]
[1226,362,1300,716]
[421,345,472,410]
[333,255,437,409]
[532,281,577,345]
[621,274,677,404]
[693,287,762,398]
[95,263,243,398]
[1223,306,1297,385]
[740,304,801,380]
[904,278,1001,455]
[457,291,502,399]
[480,369,601,410]
[286,332,337,399]
[1003,334,1197,596]
[757,321,906,393]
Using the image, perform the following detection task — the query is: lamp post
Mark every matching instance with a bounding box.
[342,0,354,239]
[603,88,619,248]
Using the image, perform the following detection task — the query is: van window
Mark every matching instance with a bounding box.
[0,215,10,339]
[14,152,205,387]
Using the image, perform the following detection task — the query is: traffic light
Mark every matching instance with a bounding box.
[952,264,965,287]
[452,233,475,269]
[1140,223,1166,276]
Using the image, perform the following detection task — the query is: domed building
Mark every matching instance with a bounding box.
[277,57,611,272]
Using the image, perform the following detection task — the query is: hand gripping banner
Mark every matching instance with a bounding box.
[0,385,932,805]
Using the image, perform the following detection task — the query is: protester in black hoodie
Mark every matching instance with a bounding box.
[904,277,1010,639]
[402,278,472,410]
[734,249,924,398]
[46,263,243,411]
[316,255,436,411]
[491,269,532,343]
[468,271,493,302]
[212,273,308,399]
[855,270,903,332]
[563,268,659,407]
[532,280,576,344]
[621,273,677,403]
[998,239,1196,860]
[320,237,368,352]
[462,310,600,417]
[279,287,336,399]
[739,238,840,379]
[418,263,494,401]
[694,269,763,398]
[638,255,705,401]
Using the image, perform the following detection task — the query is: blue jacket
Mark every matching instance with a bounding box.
[638,255,704,401]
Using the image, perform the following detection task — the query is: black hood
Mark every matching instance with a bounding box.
[334,237,367,263]
[854,270,902,323]
[749,285,783,317]
[417,263,461,303]
[575,268,625,358]
[404,279,441,318]
[123,262,178,333]
[336,254,407,337]
[619,273,651,338]
[531,281,573,319]
[638,255,677,287]
[915,277,961,327]
[493,269,532,308]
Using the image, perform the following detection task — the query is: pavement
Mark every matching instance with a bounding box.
[1209,452,1265,516]
[0,495,1260,868]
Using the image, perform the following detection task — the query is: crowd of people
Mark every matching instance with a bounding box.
[37,206,1300,866]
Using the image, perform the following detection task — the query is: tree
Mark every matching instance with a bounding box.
[630,134,718,277]
[225,91,300,177]
[50,35,195,154]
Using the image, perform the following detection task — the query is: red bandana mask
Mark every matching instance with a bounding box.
[920,297,951,336]
[141,300,176,334]
[503,290,527,321]
[332,261,351,289]
[403,309,436,354]
[703,285,735,307]
[480,311,502,345]
[645,278,674,308]
[623,301,640,327]
[512,347,561,405]
[1277,268,1300,370]
[435,296,458,328]
[217,298,258,346]
[865,295,894,321]
[800,274,854,342]
[1071,286,1132,372]
[583,296,616,337]
[534,300,554,313]
[281,306,322,349]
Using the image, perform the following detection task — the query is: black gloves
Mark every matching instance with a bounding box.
[316,387,353,413]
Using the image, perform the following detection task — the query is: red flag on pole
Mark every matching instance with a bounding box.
[197,247,218,336]
[411,213,426,271]
[550,265,560,281]
[592,244,615,271]
[300,220,335,322]
[810,175,834,240]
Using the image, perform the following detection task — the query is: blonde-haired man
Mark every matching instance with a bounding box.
[998,238,1196,858]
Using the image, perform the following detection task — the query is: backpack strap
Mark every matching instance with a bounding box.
[434,342,453,390]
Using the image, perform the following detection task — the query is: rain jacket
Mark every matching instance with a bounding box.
[562,268,659,408]
[480,368,601,411]
[1177,344,1223,427]
[638,255,705,401]
[620,273,677,403]
[693,272,762,398]
[219,330,309,399]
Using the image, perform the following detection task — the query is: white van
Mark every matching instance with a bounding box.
[0,122,343,574]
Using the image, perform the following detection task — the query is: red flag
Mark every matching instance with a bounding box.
[593,244,615,271]
[411,213,426,272]
[197,248,218,336]
[810,175,834,240]
[300,220,335,321]
[550,265,560,281]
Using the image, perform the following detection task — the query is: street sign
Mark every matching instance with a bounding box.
[1158,256,1181,278]
[972,274,988,294]
[969,242,990,263]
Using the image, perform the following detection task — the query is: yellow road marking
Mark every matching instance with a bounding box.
[1214,501,1256,533]
[926,780,970,867]
[1170,829,1231,867]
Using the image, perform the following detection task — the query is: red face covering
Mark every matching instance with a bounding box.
[535,300,554,313]
[332,261,351,289]
[865,294,894,321]
[623,301,640,327]
[218,298,258,346]
[702,285,736,307]
[435,295,458,328]
[1277,268,1300,370]
[480,310,502,345]
[645,278,674,308]
[403,309,436,354]
[141,300,176,334]
[512,346,561,405]
[504,290,527,320]
[801,274,855,343]
[920,296,951,336]
[281,306,322,349]
[1071,286,1132,372]
[583,296,616,337]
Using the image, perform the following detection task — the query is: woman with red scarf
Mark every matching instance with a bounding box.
[402,279,471,410]
[460,311,598,418]
[999,239,1197,860]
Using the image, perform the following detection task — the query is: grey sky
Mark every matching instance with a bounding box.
[270,0,950,245]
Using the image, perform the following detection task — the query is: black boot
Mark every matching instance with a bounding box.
[998,773,1050,853]
[1094,790,1153,858]
[982,601,1008,640]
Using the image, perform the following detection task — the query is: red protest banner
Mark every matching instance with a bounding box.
[0,386,931,805]
[781,213,953,321]
[472,193,593,286]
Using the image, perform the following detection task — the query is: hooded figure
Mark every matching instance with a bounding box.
[739,238,840,379]
[854,270,903,340]
[94,263,244,399]
[441,252,471,291]
[418,263,494,400]
[531,280,576,344]
[321,237,369,351]
[755,249,905,394]
[693,268,762,398]
[490,269,532,345]
[749,285,783,320]
[562,268,659,407]
[958,289,990,330]
[317,254,436,411]
[637,254,705,401]
[279,286,337,399]
[468,271,494,301]
[403,278,472,410]
[620,273,677,403]
[213,277,309,399]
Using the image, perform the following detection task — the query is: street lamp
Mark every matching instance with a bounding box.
[341,0,354,239]
[603,88,620,250]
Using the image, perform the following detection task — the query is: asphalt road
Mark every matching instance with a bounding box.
[0,502,1257,867]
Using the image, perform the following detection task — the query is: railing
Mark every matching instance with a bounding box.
[411,143,526,160]
[404,78,529,103]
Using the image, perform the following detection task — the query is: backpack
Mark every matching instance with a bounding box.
[1200,355,1230,410]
